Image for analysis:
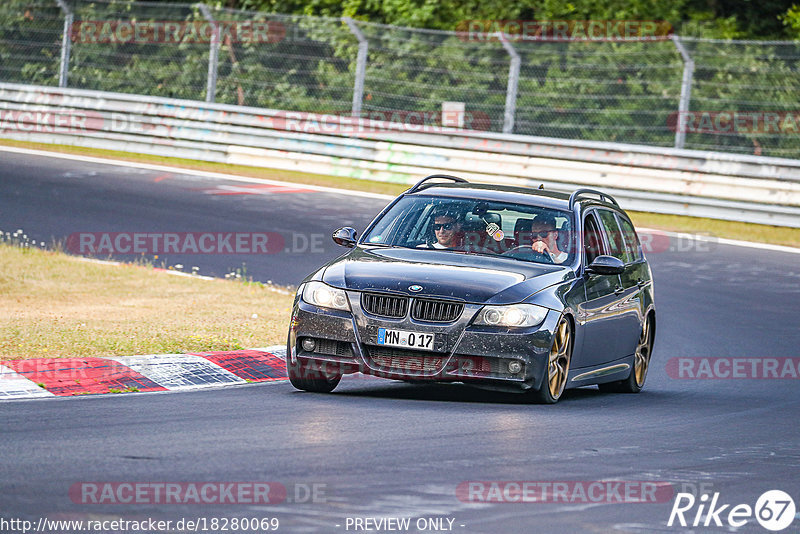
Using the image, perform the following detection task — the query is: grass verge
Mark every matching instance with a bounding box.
[0,243,293,360]
[2,138,798,248]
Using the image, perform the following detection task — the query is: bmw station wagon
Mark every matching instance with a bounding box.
[286,176,655,403]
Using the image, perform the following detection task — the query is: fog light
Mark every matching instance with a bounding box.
[508,361,522,374]
[301,338,316,352]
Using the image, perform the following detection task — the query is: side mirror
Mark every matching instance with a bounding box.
[332,227,357,248]
[586,255,625,276]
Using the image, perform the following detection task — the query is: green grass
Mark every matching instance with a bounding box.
[0,243,294,360]
[108,386,140,393]
[2,138,797,248]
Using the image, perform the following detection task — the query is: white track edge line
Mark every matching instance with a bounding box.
[3,145,798,255]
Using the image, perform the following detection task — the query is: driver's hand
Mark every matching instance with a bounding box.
[531,241,550,254]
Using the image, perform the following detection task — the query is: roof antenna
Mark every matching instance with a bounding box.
[538,184,544,189]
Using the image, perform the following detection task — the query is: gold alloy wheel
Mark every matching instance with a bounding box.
[634,318,652,387]
[548,317,571,399]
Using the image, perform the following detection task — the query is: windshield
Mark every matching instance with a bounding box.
[363,195,575,265]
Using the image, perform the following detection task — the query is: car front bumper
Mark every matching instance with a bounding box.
[288,291,561,393]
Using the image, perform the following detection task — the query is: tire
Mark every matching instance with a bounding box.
[531,315,572,404]
[286,349,342,393]
[599,314,653,394]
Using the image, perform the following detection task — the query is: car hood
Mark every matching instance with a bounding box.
[321,246,574,304]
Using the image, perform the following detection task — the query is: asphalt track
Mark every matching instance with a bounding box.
[1,149,800,533]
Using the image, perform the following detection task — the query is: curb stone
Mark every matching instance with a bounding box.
[0,346,287,401]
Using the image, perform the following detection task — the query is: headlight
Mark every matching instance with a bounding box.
[474,304,548,327]
[302,281,350,311]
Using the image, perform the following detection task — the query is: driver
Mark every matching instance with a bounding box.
[421,207,464,249]
[530,213,568,263]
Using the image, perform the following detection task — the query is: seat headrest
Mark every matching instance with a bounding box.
[514,218,534,244]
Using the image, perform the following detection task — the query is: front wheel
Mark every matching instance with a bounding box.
[287,351,342,393]
[599,314,653,394]
[531,315,572,404]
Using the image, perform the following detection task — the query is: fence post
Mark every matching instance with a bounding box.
[55,0,73,88]
[197,4,219,103]
[344,17,368,117]
[672,35,694,150]
[498,32,520,134]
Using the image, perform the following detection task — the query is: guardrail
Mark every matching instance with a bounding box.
[2,82,800,227]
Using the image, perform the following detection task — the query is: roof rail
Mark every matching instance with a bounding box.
[407,174,469,194]
[568,188,619,209]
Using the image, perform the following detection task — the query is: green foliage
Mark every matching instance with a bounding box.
[780,4,800,39]
[234,0,798,39]
[1,0,799,157]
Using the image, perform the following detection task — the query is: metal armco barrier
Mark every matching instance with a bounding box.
[2,82,800,228]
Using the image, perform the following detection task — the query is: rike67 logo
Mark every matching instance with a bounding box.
[668,490,796,531]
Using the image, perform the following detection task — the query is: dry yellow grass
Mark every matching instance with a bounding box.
[627,211,800,248]
[0,244,294,360]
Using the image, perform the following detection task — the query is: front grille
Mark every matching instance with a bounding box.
[411,298,464,323]
[312,338,353,357]
[449,355,524,378]
[362,293,408,318]
[366,345,446,374]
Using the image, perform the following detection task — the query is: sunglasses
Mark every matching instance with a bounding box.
[433,223,455,231]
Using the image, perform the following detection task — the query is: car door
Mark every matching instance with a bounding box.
[596,209,644,359]
[577,211,625,368]
[615,213,650,356]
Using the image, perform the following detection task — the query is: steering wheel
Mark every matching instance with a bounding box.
[501,245,554,263]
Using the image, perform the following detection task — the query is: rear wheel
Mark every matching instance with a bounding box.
[599,314,653,394]
[532,315,572,404]
[286,350,342,393]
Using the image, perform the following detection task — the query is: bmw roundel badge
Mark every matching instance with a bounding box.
[408,285,423,292]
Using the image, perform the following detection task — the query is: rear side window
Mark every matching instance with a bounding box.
[596,210,625,261]
[617,215,643,263]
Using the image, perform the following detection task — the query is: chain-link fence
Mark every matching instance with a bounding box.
[2,0,799,158]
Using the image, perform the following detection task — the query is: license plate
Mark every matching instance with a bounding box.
[377,328,434,351]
